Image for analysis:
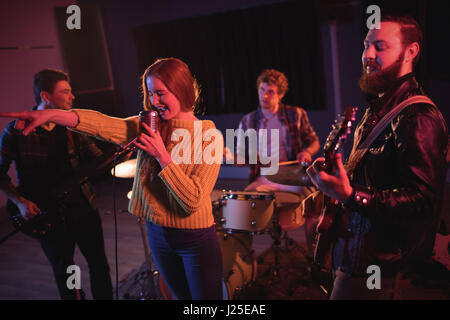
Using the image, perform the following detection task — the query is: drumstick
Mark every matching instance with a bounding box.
[278,160,299,166]
[278,160,310,167]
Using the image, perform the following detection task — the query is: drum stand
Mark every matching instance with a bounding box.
[260,206,308,280]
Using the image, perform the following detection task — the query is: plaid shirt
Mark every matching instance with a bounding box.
[0,112,103,213]
[237,104,319,182]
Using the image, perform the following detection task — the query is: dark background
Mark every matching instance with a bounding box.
[1,0,449,177]
[54,0,449,135]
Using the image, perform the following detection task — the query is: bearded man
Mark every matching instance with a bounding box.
[306,15,448,299]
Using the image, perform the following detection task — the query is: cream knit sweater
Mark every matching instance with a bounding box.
[71,109,220,229]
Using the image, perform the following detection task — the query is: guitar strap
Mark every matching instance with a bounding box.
[66,129,79,167]
[344,95,436,178]
[66,129,96,209]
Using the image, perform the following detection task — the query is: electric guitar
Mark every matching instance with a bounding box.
[1,152,126,243]
[4,161,96,240]
[311,106,357,294]
[6,192,69,239]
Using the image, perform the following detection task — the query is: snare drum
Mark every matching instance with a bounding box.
[274,191,305,231]
[215,191,275,232]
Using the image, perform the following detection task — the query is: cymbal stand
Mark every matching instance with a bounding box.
[260,203,308,280]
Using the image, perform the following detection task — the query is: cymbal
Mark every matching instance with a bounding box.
[111,158,137,178]
[263,164,312,186]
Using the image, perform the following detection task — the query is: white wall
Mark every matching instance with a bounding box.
[0,0,75,204]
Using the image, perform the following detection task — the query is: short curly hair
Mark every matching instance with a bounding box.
[256,69,288,97]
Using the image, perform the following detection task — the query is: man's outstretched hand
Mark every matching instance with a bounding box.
[0,110,78,135]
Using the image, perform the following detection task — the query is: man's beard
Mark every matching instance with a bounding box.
[358,51,405,95]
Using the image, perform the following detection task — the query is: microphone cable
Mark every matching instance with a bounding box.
[111,147,136,300]
[112,154,119,300]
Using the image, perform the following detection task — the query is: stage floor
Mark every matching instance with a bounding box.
[0,177,308,299]
[0,177,448,300]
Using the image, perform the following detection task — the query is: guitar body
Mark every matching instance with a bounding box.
[6,199,55,239]
[312,199,343,295]
[2,154,119,242]
[316,197,339,234]
[314,199,340,264]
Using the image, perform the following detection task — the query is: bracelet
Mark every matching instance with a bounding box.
[343,185,373,209]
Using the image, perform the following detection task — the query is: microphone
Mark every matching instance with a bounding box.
[115,110,159,158]
[139,109,159,133]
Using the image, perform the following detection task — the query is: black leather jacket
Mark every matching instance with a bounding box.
[333,73,448,276]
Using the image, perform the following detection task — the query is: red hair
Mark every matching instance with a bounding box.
[141,57,200,112]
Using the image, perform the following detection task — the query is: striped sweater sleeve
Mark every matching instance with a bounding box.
[71,109,139,146]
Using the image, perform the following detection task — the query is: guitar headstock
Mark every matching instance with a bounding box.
[323,106,357,167]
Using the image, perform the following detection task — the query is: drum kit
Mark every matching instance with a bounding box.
[114,158,313,300]
[211,189,310,299]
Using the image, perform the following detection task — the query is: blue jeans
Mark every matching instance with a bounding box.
[146,222,223,300]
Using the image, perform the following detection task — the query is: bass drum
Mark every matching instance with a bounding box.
[218,231,257,300]
[158,231,257,300]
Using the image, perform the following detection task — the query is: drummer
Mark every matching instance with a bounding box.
[233,69,320,259]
